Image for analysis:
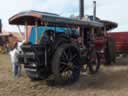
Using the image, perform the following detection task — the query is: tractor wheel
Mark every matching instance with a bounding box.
[50,44,80,85]
[88,50,100,74]
[105,38,116,65]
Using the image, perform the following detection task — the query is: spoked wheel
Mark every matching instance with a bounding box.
[88,50,100,74]
[50,44,80,85]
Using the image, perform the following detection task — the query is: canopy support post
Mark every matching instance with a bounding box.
[104,26,107,36]
[25,21,28,43]
[91,27,95,42]
[81,27,85,47]
[35,20,38,44]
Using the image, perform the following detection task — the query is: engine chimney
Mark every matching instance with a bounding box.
[93,1,96,21]
[80,0,84,19]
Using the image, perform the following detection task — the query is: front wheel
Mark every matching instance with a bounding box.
[50,44,80,85]
[88,50,101,74]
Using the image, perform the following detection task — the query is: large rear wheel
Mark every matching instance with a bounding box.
[50,44,80,85]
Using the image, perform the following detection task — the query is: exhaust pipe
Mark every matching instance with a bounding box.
[79,0,84,19]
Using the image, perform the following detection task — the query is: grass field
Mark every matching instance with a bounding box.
[0,54,128,96]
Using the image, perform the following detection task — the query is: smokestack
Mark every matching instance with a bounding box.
[93,1,96,21]
[80,0,84,19]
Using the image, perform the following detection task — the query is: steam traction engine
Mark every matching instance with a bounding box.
[8,1,117,85]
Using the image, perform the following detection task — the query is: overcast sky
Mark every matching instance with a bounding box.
[0,0,126,32]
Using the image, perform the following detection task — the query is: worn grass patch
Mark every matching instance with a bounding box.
[0,54,128,96]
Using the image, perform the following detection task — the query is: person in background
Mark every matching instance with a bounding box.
[8,34,24,79]
[9,47,21,79]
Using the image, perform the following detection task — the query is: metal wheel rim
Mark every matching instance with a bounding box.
[59,47,79,80]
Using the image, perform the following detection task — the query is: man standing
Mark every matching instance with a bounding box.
[9,48,21,79]
[8,35,23,79]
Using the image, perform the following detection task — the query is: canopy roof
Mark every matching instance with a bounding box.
[87,16,118,31]
[9,10,104,28]
[101,20,118,31]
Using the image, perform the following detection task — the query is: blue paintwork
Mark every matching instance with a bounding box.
[29,26,67,44]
